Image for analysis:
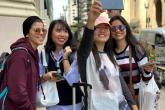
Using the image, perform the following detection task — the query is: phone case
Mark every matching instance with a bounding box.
[100,0,124,10]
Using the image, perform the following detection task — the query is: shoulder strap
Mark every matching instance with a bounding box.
[1,47,29,71]
[129,46,136,97]
[129,46,133,85]
[41,49,49,73]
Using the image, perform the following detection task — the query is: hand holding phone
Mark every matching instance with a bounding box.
[142,62,155,67]
[142,62,156,73]
[52,73,64,80]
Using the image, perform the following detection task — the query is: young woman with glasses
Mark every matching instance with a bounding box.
[0,16,46,110]
[109,16,155,105]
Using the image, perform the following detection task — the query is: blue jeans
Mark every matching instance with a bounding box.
[125,105,131,110]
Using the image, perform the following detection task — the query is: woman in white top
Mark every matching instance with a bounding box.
[66,1,138,110]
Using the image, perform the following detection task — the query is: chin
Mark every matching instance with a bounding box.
[37,42,44,45]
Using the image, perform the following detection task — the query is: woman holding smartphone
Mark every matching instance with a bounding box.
[109,15,155,104]
[39,19,82,110]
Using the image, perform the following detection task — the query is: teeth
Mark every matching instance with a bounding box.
[99,35,105,37]
[59,38,65,41]
[116,34,121,36]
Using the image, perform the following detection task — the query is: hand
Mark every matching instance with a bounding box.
[143,62,156,73]
[63,46,72,59]
[131,104,139,110]
[42,71,63,82]
[87,0,103,29]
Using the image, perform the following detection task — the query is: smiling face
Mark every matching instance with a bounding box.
[110,19,127,42]
[51,24,69,48]
[94,23,110,44]
[28,22,46,49]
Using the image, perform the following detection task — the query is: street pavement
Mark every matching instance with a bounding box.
[158,88,165,110]
[37,89,165,110]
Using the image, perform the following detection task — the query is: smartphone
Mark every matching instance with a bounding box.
[53,73,64,80]
[142,62,155,67]
[100,0,124,10]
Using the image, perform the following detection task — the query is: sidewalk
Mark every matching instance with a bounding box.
[158,88,165,110]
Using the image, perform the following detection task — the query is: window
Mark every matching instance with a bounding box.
[155,34,165,46]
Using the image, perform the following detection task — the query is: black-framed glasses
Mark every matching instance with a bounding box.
[111,25,126,32]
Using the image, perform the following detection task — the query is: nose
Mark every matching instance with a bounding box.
[115,27,120,32]
[59,31,66,37]
[40,30,44,34]
[41,29,47,36]
[100,28,106,32]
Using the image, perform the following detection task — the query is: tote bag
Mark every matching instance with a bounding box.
[139,76,160,110]
[36,81,59,107]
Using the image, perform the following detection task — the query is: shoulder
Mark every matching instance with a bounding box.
[8,48,30,64]
[132,44,147,62]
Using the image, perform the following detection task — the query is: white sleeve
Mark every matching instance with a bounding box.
[65,60,80,86]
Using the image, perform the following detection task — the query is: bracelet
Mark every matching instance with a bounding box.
[62,58,68,61]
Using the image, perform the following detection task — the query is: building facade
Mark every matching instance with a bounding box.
[122,0,165,31]
[68,0,92,26]
[0,0,53,53]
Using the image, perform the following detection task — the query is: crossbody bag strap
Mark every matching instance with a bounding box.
[128,46,136,97]
[129,46,133,85]
[41,49,49,73]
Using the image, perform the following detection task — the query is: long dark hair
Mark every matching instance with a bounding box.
[45,19,74,53]
[92,28,117,69]
[109,16,146,60]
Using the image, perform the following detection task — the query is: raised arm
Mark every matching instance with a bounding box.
[77,0,103,60]
[77,0,103,82]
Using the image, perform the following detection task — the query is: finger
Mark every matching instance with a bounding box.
[50,71,57,74]
[56,79,63,82]
[49,76,52,80]
[92,5,103,12]
[91,2,103,10]
[93,0,102,7]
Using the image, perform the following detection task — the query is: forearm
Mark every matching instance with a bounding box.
[77,27,94,82]
[62,59,70,75]
[119,76,137,106]
[131,105,139,110]
[77,27,94,60]
[138,56,152,81]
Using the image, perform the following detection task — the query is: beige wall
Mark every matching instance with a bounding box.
[0,16,25,53]
[0,0,37,17]
[0,0,36,53]
[161,0,165,27]
[0,0,51,54]
[122,0,165,29]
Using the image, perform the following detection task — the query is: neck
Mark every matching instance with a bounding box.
[55,45,63,57]
[115,39,127,52]
[95,42,105,52]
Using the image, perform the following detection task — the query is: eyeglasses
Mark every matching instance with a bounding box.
[33,28,47,35]
[110,25,126,32]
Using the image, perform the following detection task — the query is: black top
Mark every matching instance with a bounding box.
[48,53,83,105]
